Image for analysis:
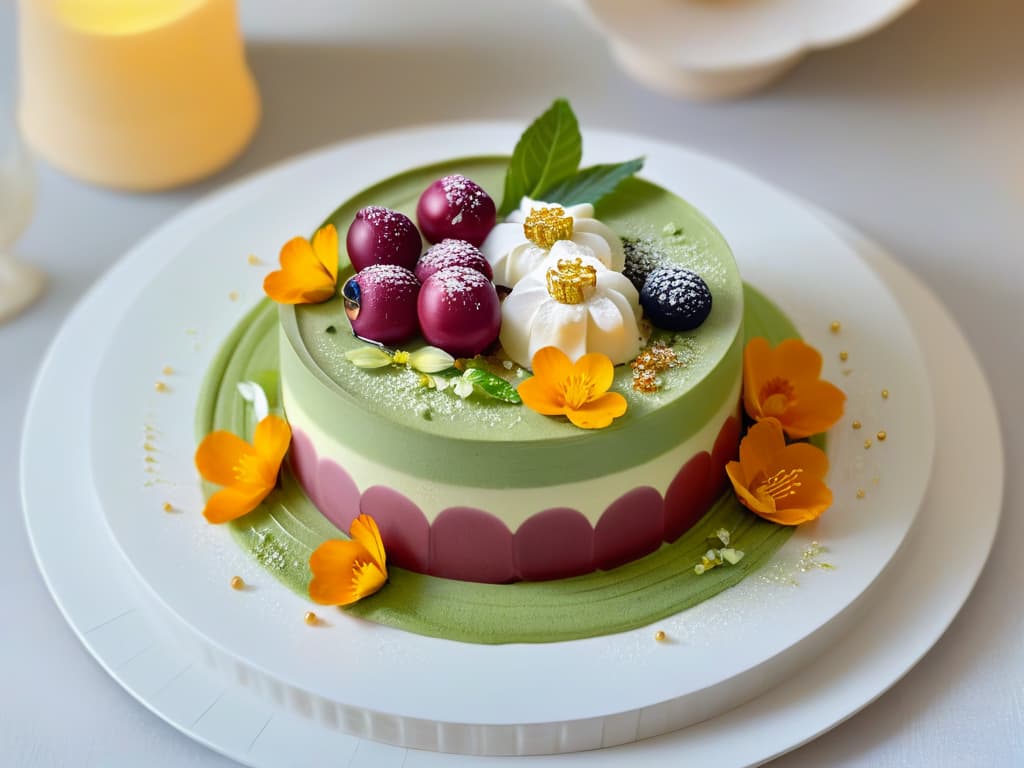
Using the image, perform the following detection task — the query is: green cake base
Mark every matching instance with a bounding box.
[196,285,803,644]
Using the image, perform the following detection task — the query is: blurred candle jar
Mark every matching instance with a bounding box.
[17,0,260,190]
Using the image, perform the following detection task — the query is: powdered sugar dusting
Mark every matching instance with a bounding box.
[356,206,418,251]
[358,263,420,290]
[441,174,489,212]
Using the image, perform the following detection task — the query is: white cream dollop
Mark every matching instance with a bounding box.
[481,197,625,288]
[499,241,643,369]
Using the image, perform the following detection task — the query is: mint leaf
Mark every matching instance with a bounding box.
[463,368,522,404]
[540,157,645,207]
[500,99,582,217]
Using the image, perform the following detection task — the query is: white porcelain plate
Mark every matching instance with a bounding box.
[21,126,1000,766]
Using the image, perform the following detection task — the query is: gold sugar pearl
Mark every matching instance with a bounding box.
[856,489,866,499]
[247,254,262,265]
[864,439,873,449]
[304,611,318,626]
[229,291,239,302]
[162,502,174,512]
[877,430,887,441]
[852,420,862,430]
[881,389,889,399]
[230,576,245,590]
[839,351,849,362]
[162,365,174,375]
[154,381,168,393]
[654,630,667,642]
[830,321,841,333]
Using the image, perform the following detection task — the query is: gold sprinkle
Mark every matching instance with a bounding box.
[852,420,862,430]
[881,389,889,399]
[247,254,262,266]
[864,439,872,449]
[154,381,168,393]
[524,206,574,249]
[839,351,849,362]
[143,442,157,452]
[162,502,173,512]
[856,489,866,499]
[145,455,158,463]
[830,321,841,333]
[162,365,174,375]
[230,576,245,590]
[631,342,680,392]
[654,630,667,642]
[877,430,887,441]
[229,291,239,302]
[304,611,318,626]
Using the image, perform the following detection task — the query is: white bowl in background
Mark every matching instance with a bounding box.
[565,0,917,99]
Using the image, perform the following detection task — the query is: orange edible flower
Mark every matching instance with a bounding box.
[517,346,627,429]
[309,515,388,606]
[263,224,340,304]
[726,420,832,526]
[743,337,845,439]
[194,415,291,524]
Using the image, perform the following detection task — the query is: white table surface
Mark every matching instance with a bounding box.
[1,1,1020,765]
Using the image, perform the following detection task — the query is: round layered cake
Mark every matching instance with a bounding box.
[277,157,744,583]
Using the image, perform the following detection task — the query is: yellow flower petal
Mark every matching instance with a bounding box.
[742,337,845,438]
[311,223,340,285]
[308,534,388,607]
[565,391,627,429]
[194,415,291,525]
[520,346,628,430]
[530,346,574,383]
[573,352,614,394]
[253,415,292,485]
[350,513,387,571]
[517,374,567,415]
[263,229,339,305]
[203,485,272,524]
[195,430,258,487]
[728,420,834,526]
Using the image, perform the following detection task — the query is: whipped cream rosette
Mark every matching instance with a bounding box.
[481,198,625,288]
[500,241,644,369]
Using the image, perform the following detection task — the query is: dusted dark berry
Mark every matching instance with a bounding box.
[416,175,496,247]
[346,206,422,272]
[417,266,500,358]
[622,237,670,293]
[640,267,712,331]
[342,264,420,345]
[415,238,493,283]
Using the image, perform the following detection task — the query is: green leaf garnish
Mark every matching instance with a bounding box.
[499,99,582,217]
[463,368,522,404]
[540,157,644,207]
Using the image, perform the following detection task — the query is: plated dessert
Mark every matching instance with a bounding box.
[195,101,844,644]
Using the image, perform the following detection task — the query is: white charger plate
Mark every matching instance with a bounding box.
[21,128,1001,765]
[82,126,929,753]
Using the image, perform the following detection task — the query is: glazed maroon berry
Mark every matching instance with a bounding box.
[416,175,496,247]
[415,238,493,283]
[341,264,420,345]
[346,206,422,272]
[417,266,500,358]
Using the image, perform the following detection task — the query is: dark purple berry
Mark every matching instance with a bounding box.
[416,175,496,247]
[342,264,420,345]
[640,267,712,331]
[346,206,422,272]
[417,266,500,358]
[415,238,493,283]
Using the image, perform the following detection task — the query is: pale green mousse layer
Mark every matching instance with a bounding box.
[279,158,744,488]
[196,285,801,644]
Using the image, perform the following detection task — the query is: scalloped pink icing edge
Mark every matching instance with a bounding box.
[290,415,739,583]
